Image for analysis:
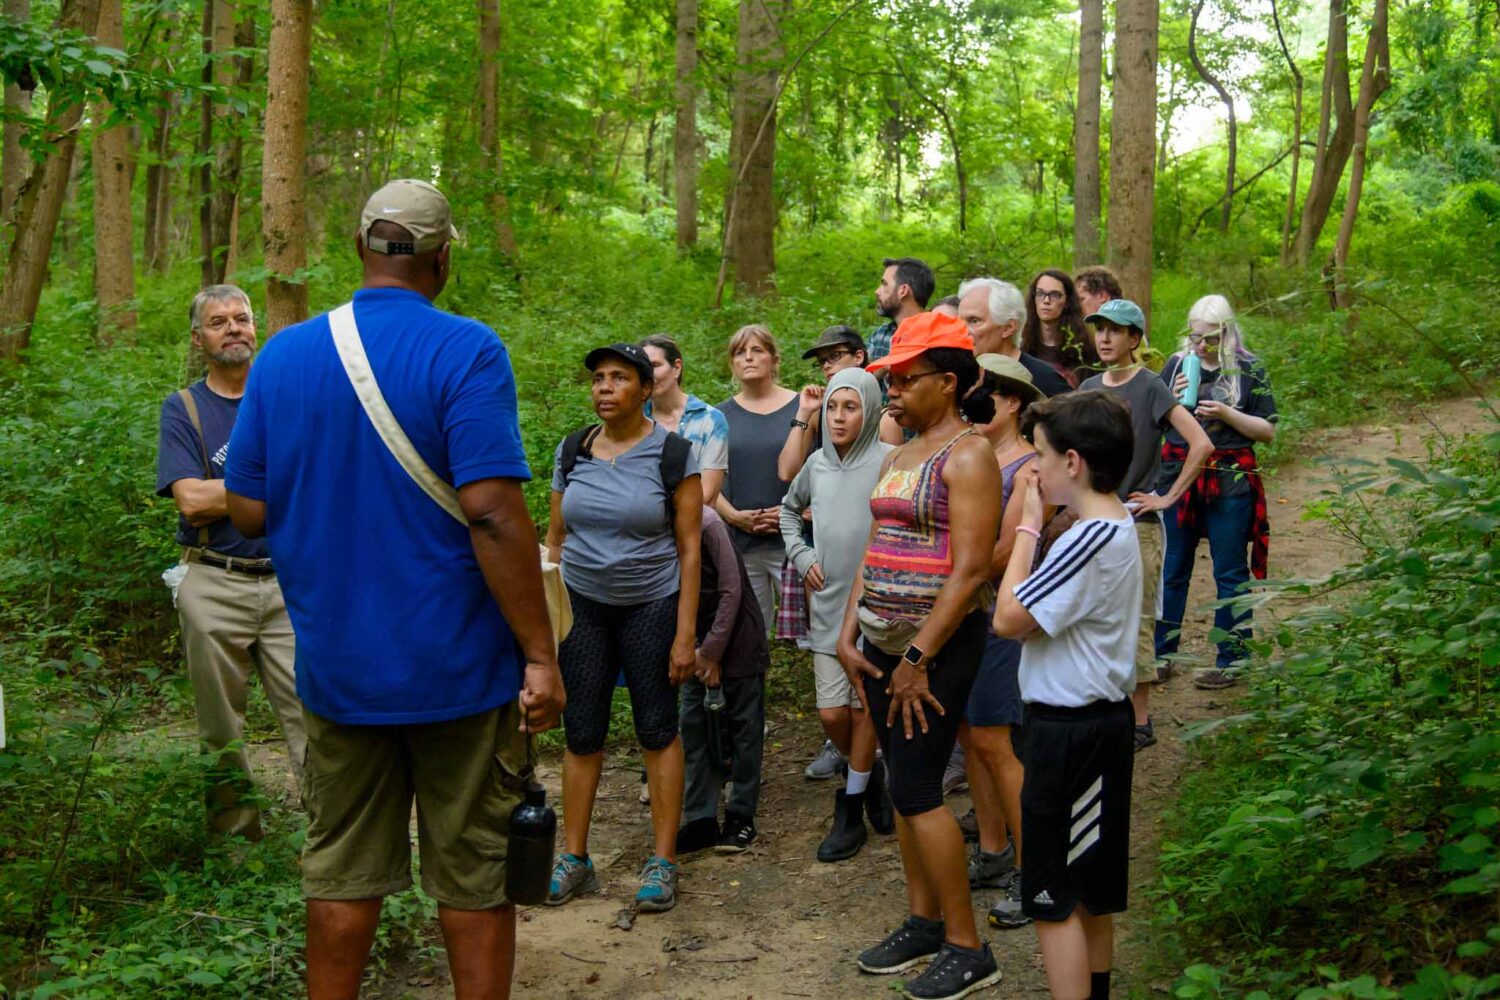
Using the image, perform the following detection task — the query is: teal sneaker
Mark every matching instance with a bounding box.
[545,852,599,906]
[635,855,678,913]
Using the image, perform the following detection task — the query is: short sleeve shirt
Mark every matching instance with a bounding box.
[156,381,268,559]
[550,423,698,605]
[1015,515,1140,707]
[1158,354,1278,497]
[224,287,533,726]
[646,394,728,472]
[1079,367,1180,511]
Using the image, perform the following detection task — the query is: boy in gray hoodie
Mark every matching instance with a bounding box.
[781,367,895,861]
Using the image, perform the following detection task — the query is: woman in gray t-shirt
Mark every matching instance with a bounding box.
[544,342,702,914]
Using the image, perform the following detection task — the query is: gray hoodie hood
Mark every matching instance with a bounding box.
[820,367,885,471]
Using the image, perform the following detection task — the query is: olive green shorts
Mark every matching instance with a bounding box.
[300,701,529,909]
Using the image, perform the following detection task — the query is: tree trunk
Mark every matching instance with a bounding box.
[1291,0,1354,266]
[1271,0,1304,266]
[0,0,104,363]
[92,0,135,341]
[1330,0,1390,309]
[1187,1,1235,232]
[262,0,311,335]
[673,0,699,249]
[1073,0,1103,268]
[1,0,31,246]
[143,96,174,272]
[209,7,254,282]
[726,0,782,295]
[477,0,520,265]
[1107,0,1158,318]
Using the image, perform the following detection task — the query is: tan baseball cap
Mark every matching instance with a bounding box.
[359,179,459,255]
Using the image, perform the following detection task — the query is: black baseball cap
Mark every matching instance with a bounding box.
[584,342,654,382]
[800,325,866,360]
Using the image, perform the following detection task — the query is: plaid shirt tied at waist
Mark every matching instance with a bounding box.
[1161,441,1270,580]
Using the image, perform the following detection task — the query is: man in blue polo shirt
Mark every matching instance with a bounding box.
[225,179,564,1000]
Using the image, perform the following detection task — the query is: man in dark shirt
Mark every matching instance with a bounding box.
[156,284,306,841]
[957,277,1072,397]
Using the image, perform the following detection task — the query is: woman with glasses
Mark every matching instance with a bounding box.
[1021,269,1099,388]
[1155,295,1277,691]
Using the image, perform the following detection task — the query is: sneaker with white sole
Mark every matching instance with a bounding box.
[635,855,678,912]
[902,941,1002,1000]
[804,739,844,780]
[967,843,1017,889]
[545,853,599,906]
[856,915,945,974]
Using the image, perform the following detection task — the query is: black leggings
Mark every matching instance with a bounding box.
[861,612,988,817]
[558,589,680,755]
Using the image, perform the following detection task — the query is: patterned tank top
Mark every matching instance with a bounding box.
[862,430,976,623]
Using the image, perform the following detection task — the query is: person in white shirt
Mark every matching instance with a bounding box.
[992,389,1142,1000]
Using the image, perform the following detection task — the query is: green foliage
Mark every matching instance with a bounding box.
[1149,428,1500,995]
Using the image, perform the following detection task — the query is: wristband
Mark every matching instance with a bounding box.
[1016,525,1042,540]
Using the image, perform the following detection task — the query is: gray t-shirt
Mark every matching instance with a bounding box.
[551,423,699,605]
[1079,367,1180,515]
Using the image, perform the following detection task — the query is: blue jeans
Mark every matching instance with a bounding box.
[1154,491,1256,670]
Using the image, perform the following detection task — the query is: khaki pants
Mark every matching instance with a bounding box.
[177,559,306,839]
[1134,519,1165,684]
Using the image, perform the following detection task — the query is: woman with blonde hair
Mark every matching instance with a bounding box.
[1155,295,1278,690]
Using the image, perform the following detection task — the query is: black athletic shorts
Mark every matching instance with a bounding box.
[1019,698,1134,922]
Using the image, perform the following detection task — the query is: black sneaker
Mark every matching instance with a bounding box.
[986,874,1032,929]
[676,816,721,855]
[967,843,1016,889]
[902,942,1002,1000]
[716,811,756,853]
[857,915,945,975]
[866,758,896,836]
[1134,717,1157,752]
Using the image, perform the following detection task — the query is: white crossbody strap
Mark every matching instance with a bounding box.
[328,302,465,524]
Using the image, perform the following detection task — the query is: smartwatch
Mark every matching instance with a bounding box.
[901,643,926,668]
[790,418,810,429]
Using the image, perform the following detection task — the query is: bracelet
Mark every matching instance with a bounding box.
[1016,525,1042,540]
[790,418,809,429]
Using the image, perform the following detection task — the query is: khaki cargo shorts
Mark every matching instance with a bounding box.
[300,700,528,910]
[1134,518,1165,683]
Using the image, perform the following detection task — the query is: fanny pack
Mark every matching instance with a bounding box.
[856,602,924,656]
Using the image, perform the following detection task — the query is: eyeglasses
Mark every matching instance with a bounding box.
[1034,289,1065,304]
[884,370,945,392]
[812,349,852,370]
[1187,330,1223,346]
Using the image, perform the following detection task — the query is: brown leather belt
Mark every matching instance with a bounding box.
[184,548,275,576]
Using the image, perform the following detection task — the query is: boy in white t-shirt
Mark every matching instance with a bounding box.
[992,390,1142,1000]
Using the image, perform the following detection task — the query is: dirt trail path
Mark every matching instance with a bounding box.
[370,396,1494,1000]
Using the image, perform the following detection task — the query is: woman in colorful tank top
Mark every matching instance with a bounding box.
[836,311,1005,995]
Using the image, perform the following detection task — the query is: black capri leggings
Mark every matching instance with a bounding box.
[558,588,680,756]
[860,611,988,817]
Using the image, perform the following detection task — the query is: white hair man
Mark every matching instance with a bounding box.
[957,278,1071,398]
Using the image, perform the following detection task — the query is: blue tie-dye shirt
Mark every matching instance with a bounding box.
[645,393,728,471]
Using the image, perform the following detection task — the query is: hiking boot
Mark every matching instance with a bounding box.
[967,843,1017,889]
[717,811,756,853]
[805,740,844,780]
[902,941,1002,1000]
[941,745,968,796]
[635,856,678,913]
[817,789,868,862]
[545,853,599,906]
[1194,668,1238,690]
[986,874,1032,929]
[856,915,945,974]
[866,757,896,835]
[956,807,979,842]
[675,816,720,855]
[1134,717,1157,752]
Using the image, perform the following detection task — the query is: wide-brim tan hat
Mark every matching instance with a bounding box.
[360,179,460,255]
[975,352,1043,403]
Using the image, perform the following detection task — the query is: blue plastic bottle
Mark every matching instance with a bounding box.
[1180,352,1202,408]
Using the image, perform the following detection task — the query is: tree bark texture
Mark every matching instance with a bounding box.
[477,0,520,264]
[1188,1,1236,233]
[1107,0,1158,318]
[1271,0,1304,266]
[209,7,254,283]
[0,0,105,363]
[1,0,31,245]
[261,0,311,335]
[1292,0,1354,266]
[92,0,136,340]
[143,10,178,274]
[1073,0,1103,268]
[727,0,782,295]
[1330,0,1390,308]
[673,0,699,249]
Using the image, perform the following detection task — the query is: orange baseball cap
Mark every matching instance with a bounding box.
[865,311,975,372]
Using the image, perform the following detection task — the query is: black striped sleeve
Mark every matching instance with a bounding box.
[1016,521,1119,608]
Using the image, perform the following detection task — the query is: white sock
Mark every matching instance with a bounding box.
[846,767,871,795]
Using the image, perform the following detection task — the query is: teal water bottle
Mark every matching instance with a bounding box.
[1180,352,1202,408]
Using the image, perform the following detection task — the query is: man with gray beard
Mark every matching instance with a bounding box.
[155,284,306,841]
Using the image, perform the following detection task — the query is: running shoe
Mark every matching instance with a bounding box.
[941,745,968,796]
[968,843,1017,889]
[635,855,678,912]
[901,942,1002,1000]
[545,852,599,906]
[856,915,945,975]
[1194,668,1238,690]
[986,874,1032,929]
[717,812,757,853]
[805,740,844,780]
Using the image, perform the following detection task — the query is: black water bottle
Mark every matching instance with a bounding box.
[505,781,556,905]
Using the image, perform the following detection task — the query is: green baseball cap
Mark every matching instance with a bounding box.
[1084,298,1146,333]
[360,179,459,255]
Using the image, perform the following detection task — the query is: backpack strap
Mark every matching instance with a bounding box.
[176,387,213,546]
[659,431,693,518]
[557,425,602,488]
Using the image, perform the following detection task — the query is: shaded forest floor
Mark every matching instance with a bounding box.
[250,395,1492,1000]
